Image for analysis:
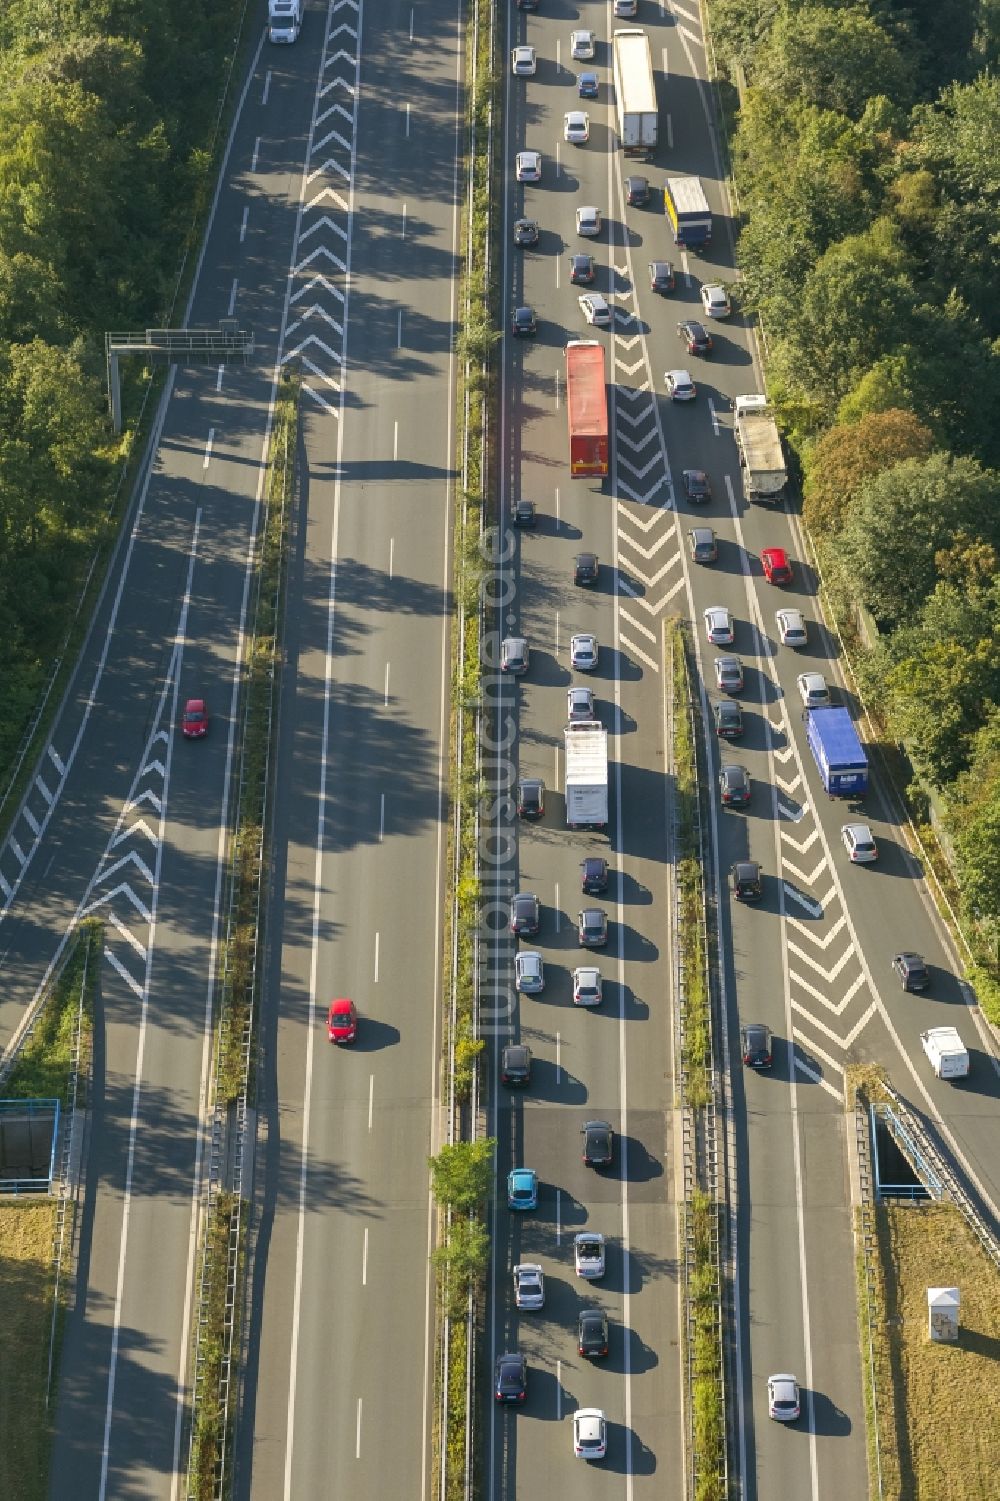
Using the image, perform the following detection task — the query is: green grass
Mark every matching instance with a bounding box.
[3,922,99,1105]
[669,622,711,1107]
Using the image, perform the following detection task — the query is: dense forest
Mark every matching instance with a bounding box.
[710,0,1000,988]
[0,0,244,763]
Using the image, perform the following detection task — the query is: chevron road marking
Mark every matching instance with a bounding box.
[618,476,670,505]
[84,881,154,926]
[10,838,26,867]
[793,996,878,1052]
[105,910,148,960]
[618,610,657,643]
[619,453,668,483]
[777,798,807,823]
[616,525,676,561]
[792,1044,844,1101]
[617,398,654,424]
[615,333,642,350]
[48,745,65,776]
[788,939,857,984]
[285,305,345,339]
[781,856,828,888]
[787,912,847,950]
[295,244,348,275]
[105,947,144,998]
[291,272,345,305]
[23,808,40,836]
[113,818,158,848]
[616,503,671,533]
[789,967,867,1017]
[615,357,645,377]
[629,556,681,590]
[779,825,820,854]
[782,883,822,917]
[620,634,659,673]
[35,777,53,807]
[96,850,156,888]
[617,429,659,455]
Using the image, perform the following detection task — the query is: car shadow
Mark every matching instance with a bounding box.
[351,1018,401,1052]
[523,1056,588,1104]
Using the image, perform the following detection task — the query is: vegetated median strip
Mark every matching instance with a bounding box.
[668,619,727,1501]
[0,919,99,1501]
[432,0,498,1494]
[186,373,298,1500]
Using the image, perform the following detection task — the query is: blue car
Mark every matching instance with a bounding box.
[507,1168,538,1211]
[577,71,599,99]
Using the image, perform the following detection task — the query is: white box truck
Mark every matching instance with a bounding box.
[268,0,303,43]
[733,394,787,502]
[564,721,608,830]
[921,1026,970,1080]
[612,30,657,158]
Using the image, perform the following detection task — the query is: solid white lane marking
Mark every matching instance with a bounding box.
[251,136,260,172]
[379,792,385,843]
[384,662,390,705]
[228,277,238,316]
[406,101,411,137]
[556,1032,561,1083]
[555,253,560,289]
[368,1074,374,1132]
[554,486,560,528]
[409,7,414,40]
[554,611,560,656]
[554,883,560,932]
[356,1398,362,1459]
[724,473,736,507]
[707,398,719,436]
[556,1188,562,1244]
[262,71,272,106]
[374,931,380,983]
[240,206,249,242]
[216,364,224,392]
[397,310,402,346]
[48,745,64,775]
[203,428,214,468]
[393,420,398,461]
[401,202,407,239]
[681,250,690,281]
[363,1227,369,1284]
[556,1360,562,1420]
[389,536,394,577]
[554,742,560,793]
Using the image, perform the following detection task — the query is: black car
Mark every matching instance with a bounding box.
[741,1023,773,1068]
[677,318,713,354]
[494,1351,527,1403]
[513,498,536,528]
[649,259,675,293]
[510,892,540,935]
[501,1043,533,1086]
[625,175,649,206]
[518,778,545,819]
[578,1307,609,1358]
[582,1119,614,1167]
[731,861,763,902]
[569,253,596,284]
[517,0,539,7]
[511,305,537,337]
[713,700,743,739]
[578,907,608,947]
[513,217,539,246]
[892,952,930,992]
[683,468,712,503]
[574,551,599,586]
[719,765,751,807]
[581,856,609,894]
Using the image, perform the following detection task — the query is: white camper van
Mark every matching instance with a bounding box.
[920,1026,970,1080]
[269,0,303,43]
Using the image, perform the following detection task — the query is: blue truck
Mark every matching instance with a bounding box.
[804,707,869,797]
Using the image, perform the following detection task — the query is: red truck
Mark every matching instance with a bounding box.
[565,340,609,478]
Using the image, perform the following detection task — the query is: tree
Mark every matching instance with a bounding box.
[764,7,913,118]
[886,638,998,786]
[955,802,1000,926]
[803,408,932,535]
[836,451,1000,625]
[428,1139,495,1212]
[432,1217,490,1314]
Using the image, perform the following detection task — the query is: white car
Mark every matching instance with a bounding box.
[579,293,612,327]
[576,204,602,237]
[564,110,590,144]
[570,28,596,59]
[574,1231,606,1278]
[664,368,696,400]
[513,1263,545,1309]
[776,608,808,648]
[703,606,734,645]
[797,671,830,707]
[515,951,545,994]
[573,965,603,1006]
[841,822,878,863]
[700,282,731,318]
[500,636,529,674]
[567,685,596,721]
[573,1408,608,1460]
[571,632,599,670]
[516,150,542,182]
[614,0,638,14]
[511,45,536,76]
[768,1373,801,1422]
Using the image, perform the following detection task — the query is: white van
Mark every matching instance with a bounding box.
[921,1026,970,1080]
[268,0,303,43]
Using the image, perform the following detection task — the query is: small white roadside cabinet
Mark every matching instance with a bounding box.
[927,1286,959,1342]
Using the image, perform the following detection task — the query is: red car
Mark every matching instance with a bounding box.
[327,998,358,1044]
[761,547,793,585]
[182,699,209,738]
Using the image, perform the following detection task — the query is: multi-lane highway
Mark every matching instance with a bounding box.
[487,1,1000,1499]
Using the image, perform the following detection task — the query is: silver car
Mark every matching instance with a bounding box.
[513,1263,545,1309]
[776,608,808,648]
[516,150,542,182]
[797,671,830,707]
[573,965,603,1006]
[714,655,743,693]
[704,606,734,645]
[664,368,697,400]
[570,28,596,59]
[501,636,529,674]
[570,633,599,671]
[568,685,596,722]
[515,951,545,993]
[579,293,612,327]
[576,204,602,237]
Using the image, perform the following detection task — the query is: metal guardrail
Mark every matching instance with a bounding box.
[853,1099,887,1500]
